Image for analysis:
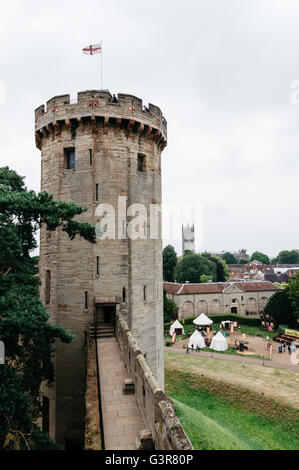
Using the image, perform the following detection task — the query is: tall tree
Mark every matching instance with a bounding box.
[163,290,177,323]
[250,251,270,265]
[222,252,238,264]
[0,167,96,450]
[264,288,294,327]
[175,251,217,284]
[276,250,299,264]
[210,256,230,282]
[288,271,299,325]
[163,245,178,282]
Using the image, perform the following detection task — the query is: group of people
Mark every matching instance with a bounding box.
[266,341,291,354]
[186,344,201,353]
[278,341,291,354]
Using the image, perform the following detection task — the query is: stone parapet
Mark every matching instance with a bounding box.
[35,90,167,151]
[116,312,193,450]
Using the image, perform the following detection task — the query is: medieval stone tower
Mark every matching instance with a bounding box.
[182,224,195,254]
[35,90,167,448]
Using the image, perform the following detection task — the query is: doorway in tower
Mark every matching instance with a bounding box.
[96,304,116,326]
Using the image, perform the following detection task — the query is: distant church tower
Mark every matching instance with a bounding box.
[35,90,167,448]
[182,224,195,254]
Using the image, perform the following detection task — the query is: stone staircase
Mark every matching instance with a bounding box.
[90,324,115,339]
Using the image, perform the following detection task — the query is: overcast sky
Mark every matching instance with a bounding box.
[1,0,299,257]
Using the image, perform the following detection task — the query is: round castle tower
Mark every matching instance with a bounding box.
[35,90,167,448]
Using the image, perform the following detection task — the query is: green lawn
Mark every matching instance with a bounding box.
[168,321,287,340]
[164,320,280,360]
[166,368,299,450]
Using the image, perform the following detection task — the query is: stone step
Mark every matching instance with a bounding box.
[89,326,115,334]
[90,326,114,330]
[135,430,154,450]
[90,328,115,338]
[90,328,115,333]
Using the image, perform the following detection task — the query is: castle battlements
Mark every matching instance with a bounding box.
[35,90,167,151]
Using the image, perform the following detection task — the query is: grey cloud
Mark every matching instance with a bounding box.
[0,0,298,257]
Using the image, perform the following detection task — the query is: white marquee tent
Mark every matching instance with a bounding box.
[210,331,228,351]
[193,313,213,326]
[169,320,185,336]
[188,330,206,349]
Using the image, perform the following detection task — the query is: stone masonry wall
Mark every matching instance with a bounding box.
[36,90,167,447]
[167,290,276,319]
[116,312,193,450]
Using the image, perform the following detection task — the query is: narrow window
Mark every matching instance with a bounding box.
[84,292,88,309]
[96,184,99,201]
[42,396,50,434]
[96,256,100,276]
[45,270,51,304]
[143,285,147,302]
[137,153,146,172]
[122,287,126,303]
[89,149,93,166]
[64,148,75,169]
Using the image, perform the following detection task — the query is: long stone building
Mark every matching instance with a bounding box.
[35,90,167,448]
[164,280,280,319]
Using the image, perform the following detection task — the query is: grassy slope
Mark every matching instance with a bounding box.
[165,351,299,409]
[165,366,299,450]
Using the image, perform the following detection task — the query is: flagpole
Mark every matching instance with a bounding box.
[101,41,103,90]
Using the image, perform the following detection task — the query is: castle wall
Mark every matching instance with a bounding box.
[115,313,193,450]
[36,90,167,447]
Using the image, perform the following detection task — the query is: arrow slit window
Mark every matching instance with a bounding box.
[45,270,51,304]
[138,153,146,172]
[64,148,75,169]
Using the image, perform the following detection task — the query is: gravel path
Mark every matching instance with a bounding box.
[165,346,299,372]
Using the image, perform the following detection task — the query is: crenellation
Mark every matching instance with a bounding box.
[117,93,143,110]
[77,89,112,102]
[35,104,45,118]
[46,94,70,110]
[35,91,167,145]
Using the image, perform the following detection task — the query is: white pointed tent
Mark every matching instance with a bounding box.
[210,331,228,351]
[193,313,213,326]
[188,330,206,349]
[169,320,185,336]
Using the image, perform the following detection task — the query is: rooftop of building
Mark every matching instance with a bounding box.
[163,280,281,295]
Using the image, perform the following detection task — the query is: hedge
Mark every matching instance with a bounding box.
[164,314,261,331]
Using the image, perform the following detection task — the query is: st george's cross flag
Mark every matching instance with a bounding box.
[82,43,102,55]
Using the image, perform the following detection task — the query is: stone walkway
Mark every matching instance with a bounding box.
[165,346,299,372]
[97,337,145,450]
